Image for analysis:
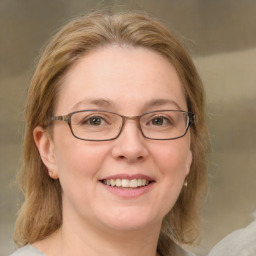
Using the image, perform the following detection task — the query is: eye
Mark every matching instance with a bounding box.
[89,117,103,126]
[151,117,164,125]
[150,116,170,126]
[83,116,107,126]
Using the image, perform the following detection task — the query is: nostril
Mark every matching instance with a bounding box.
[111,130,148,162]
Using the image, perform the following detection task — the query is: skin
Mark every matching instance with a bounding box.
[34,46,192,256]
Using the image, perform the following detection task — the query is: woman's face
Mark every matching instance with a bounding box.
[37,46,192,233]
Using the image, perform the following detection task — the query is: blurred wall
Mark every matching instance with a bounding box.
[1,1,255,255]
[193,47,256,254]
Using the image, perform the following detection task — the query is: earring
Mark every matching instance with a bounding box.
[184,178,188,187]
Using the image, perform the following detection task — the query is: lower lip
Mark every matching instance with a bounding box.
[100,182,154,198]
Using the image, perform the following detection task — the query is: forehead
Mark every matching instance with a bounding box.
[55,46,187,114]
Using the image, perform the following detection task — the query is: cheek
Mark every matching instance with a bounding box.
[153,140,190,176]
[55,139,109,179]
[53,138,111,210]
[153,142,191,215]
[53,124,109,174]
[150,140,191,203]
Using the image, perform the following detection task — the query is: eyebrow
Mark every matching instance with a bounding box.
[71,98,113,111]
[145,99,182,110]
[70,98,183,112]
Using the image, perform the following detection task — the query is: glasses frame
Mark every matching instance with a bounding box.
[51,109,195,141]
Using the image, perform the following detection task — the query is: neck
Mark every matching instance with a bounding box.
[35,213,161,256]
[58,216,161,256]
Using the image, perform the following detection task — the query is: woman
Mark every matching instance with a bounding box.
[11,10,209,256]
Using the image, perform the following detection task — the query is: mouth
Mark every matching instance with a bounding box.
[100,178,153,189]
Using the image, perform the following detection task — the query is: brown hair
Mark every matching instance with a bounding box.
[15,10,209,254]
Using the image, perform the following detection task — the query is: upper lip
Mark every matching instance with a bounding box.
[100,174,155,181]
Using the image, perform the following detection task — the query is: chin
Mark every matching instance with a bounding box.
[96,206,161,232]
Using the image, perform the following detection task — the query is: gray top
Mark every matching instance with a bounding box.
[208,220,256,256]
[10,245,45,256]
[10,244,194,256]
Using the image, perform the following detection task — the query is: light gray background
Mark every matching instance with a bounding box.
[1,1,256,255]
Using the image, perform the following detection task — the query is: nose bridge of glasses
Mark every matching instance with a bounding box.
[121,115,141,125]
[120,115,143,133]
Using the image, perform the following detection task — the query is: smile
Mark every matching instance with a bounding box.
[101,178,151,188]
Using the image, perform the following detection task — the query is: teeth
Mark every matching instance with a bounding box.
[137,179,142,186]
[110,179,116,186]
[121,179,130,187]
[130,179,137,188]
[102,178,150,188]
[116,179,122,187]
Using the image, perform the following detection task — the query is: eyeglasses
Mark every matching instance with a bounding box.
[51,110,195,141]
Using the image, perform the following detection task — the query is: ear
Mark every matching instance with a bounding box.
[33,126,59,179]
[185,150,193,175]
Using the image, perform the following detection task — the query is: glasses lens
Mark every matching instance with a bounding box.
[70,111,122,140]
[140,111,189,139]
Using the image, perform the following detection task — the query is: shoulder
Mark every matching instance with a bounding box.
[209,220,256,256]
[159,239,196,256]
[172,243,196,256]
[9,245,45,256]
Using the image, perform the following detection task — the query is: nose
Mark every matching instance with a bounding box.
[111,119,148,162]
